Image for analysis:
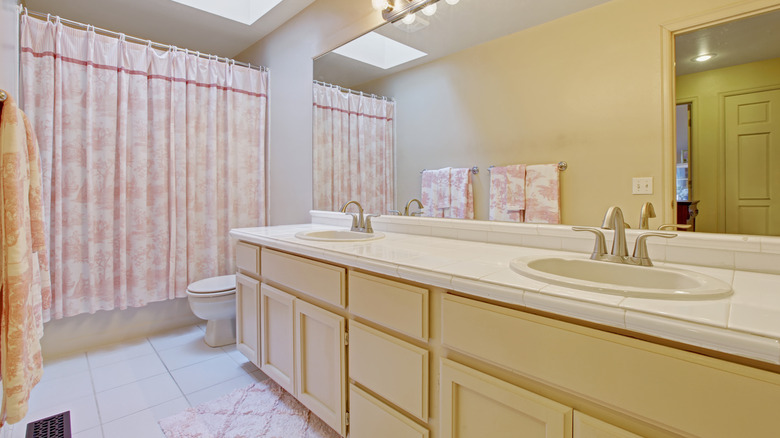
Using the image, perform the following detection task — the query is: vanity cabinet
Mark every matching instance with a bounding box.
[440,358,572,438]
[235,241,261,365]
[257,248,348,436]
[235,237,780,438]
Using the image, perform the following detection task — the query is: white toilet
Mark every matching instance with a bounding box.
[186,275,237,347]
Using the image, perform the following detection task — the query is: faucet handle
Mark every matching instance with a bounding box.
[632,232,676,266]
[388,210,401,216]
[365,214,380,233]
[573,227,608,260]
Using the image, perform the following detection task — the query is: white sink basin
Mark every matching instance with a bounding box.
[510,256,732,300]
[295,230,385,242]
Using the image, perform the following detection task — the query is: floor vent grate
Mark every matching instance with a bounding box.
[25,411,71,438]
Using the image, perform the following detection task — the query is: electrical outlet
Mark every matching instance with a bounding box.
[632,177,653,195]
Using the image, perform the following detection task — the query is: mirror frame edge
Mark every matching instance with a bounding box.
[661,0,780,229]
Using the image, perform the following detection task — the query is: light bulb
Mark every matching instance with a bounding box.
[402,13,416,24]
[422,3,437,16]
[445,0,459,4]
[371,0,390,11]
[692,53,715,62]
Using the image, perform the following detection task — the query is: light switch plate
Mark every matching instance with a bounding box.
[632,177,653,195]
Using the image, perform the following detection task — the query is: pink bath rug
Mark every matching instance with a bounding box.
[158,379,341,438]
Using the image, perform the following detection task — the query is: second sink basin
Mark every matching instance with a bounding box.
[295,230,385,242]
[510,256,733,300]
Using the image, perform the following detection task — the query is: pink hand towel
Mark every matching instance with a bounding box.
[447,168,474,219]
[434,167,451,210]
[489,166,510,221]
[505,164,526,212]
[420,169,439,217]
[524,164,560,224]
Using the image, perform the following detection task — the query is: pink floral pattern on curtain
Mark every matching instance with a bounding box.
[312,83,394,215]
[20,15,268,320]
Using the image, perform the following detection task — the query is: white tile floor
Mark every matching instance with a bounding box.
[2,324,267,438]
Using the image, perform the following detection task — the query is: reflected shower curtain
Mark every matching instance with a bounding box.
[20,15,268,320]
[312,83,394,215]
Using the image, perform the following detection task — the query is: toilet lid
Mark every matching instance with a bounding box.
[187,275,236,294]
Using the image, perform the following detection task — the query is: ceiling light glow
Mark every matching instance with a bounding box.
[692,53,716,62]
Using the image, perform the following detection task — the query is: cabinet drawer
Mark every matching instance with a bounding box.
[349,321,428,422]
[349,384,428,438]
[349,271,429,340]
[261,248,346,307]
[236,241,260,277]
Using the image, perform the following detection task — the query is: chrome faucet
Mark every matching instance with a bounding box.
[639,202,656,229]
[340,200,364,232]
[339,200,379,233]
[601,206,629,258]
[574,206,677,266]
[404,198,424,216]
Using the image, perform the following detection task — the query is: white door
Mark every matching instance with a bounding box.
[724,89,780,235]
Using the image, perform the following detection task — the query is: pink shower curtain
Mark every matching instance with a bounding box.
[20,15,268,320]
[312,83,394,215]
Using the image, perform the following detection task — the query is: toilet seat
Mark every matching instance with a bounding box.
[187,274,236,296]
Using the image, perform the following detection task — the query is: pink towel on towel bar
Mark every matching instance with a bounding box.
[505,164,526,212]
[489,166,524,222]
[434,167,451,209]
[420,169,437,217]
[446,168,474,220]
[524,164,561,224]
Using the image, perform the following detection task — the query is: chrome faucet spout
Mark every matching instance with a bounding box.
[601,206,628,257]
[404,198,424,216]
[639,202,656,230]
[340,200,365,231]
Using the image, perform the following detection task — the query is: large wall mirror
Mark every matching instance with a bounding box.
[313,0,780,237]
[674,8,780,236]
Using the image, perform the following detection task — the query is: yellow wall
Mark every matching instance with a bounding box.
[239,0,780,227]
[676,57,780,233]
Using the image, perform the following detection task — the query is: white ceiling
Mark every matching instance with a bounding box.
[675,8,780,76]
[24,0,315,58]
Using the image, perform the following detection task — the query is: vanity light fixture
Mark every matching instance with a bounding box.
[373,0,455,23]
[692,53,716,62]
[445,0,459,4]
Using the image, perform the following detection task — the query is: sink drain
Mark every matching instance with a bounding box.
[25,411,71,438]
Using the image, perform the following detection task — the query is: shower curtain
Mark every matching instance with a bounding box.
[312,83,394,215]
[19,15,268,320]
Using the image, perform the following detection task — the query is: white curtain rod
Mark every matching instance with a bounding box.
[314,80,394,102]
[20,7,267,72]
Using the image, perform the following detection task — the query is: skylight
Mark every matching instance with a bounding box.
[169,0,284,25]
[332,32,427,70]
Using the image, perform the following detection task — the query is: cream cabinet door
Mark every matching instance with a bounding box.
[295,299,346,436]
[349,384,429,438]
[440,359,572,438]
[260,284,296,395]
[235,273,260,365]
[573,412,643,438]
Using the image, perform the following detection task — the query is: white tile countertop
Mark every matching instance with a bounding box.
[230,212,780,366]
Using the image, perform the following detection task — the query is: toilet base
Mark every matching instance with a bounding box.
[204,318,236,347]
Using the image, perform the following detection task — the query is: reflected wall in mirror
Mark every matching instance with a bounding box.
[314,0,780,236]
[674,8,780,236]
